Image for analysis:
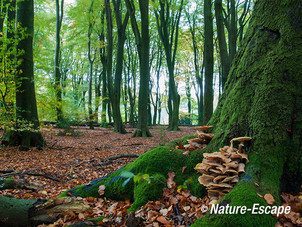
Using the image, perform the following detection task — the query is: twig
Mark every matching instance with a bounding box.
[104,153,140,161]
[0,169,15,174]
[1,169,61,182]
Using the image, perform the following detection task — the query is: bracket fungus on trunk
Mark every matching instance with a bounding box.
[184,126,214,151]
[195,137,251,201]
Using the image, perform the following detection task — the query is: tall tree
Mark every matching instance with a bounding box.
[153,0,184,131]
[215,0,231,90]
[125,0,152,137]
[105,0,128,133]
[203,0,214,124]
[54,0,64,125]
[4,0,45,148]
[87,0,95,129]
[185,4,204,125]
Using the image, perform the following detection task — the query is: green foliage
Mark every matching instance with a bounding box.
[0,4,26,129]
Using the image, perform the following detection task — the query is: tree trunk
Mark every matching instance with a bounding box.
[4,0,45,148]
[215,0,231,90]
[126,0,152,137]
[105,0,127,133]
[203,0,214,124]
[54,0,64,125]
[193,0,302,225]
[88,0,94,130]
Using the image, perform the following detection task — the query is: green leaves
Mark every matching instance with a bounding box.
[120,171,153,187]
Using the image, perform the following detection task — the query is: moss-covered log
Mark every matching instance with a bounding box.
[59,136,206,211]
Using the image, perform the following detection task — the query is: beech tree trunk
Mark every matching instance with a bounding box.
[204,0,214,124]
[3,0,45,148]
[194,0,302,225]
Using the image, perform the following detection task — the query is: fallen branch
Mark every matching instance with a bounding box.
[1,169,61,182]
[104,153,140,162]
[0,169,15,174]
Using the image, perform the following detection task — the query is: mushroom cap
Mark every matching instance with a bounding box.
[224,169,238,175]
[209,169,223,174]
[198,174,215,187]
[188,138,203,144]
[224,161,239,169]
[195,125,214,132]
[208,189,222,199]
[213,175,227,183]
[230,137,252,143]
[208,182,233,189]
[231,177,239,183]
[203,153,232,163]
[238,163,245,173]
[221,175,238,183]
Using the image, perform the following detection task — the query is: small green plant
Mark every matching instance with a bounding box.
[177,177,193,192]
[120,171,155,187]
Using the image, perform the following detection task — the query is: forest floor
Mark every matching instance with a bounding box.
[0,125,194,200]
[0,126,300,226]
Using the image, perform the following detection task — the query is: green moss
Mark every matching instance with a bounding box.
[0,196,37,226]
[193,183,277,227]
[59,142,208,211]
[129,173,166,212]
[166,134,196,147]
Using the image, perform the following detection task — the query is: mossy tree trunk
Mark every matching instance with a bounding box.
[194,0,302,225]
[126,0,152,137]
[4,0,45,148]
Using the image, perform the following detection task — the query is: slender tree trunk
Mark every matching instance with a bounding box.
[229,0,237,61]
[204,0,214,124]
[154,0,183,131]
[88,0,94,130]
[215,0,231,90]
[126,0,152,137]
[54,0,64,125]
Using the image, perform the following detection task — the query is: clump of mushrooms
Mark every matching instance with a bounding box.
[184,126,214,150]
[195,136,252,201]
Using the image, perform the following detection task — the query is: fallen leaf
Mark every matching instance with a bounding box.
[264,194,275,205]
[156,216,170,224]
[98,185,105,196]
[182,166,187,173]
[167,171,176,189]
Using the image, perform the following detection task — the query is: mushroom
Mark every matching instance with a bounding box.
[195,136,251,200]
[203,153,232,163]
[221,175,238,183]
[238,163,245,173]
[195,125,214,132]
[198,174,215,187]
[213,175,227,183]
[208,182,233,189]
[224,161,239,170]
[230,136,252,151]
